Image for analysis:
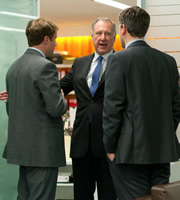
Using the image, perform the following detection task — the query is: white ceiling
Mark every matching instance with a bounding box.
[40,0,137,36]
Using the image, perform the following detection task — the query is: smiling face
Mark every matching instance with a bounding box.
[91,20,115,55]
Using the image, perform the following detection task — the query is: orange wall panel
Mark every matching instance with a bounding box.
[55,35,123,58]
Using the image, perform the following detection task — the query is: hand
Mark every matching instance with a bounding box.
[61,89,64,97]
[107,153,116,162]
[0,90,8,102]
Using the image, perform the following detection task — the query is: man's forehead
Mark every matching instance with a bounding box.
[94,22,113,31]
[95,20,112,27]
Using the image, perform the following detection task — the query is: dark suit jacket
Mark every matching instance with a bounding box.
[103,40,180,164]
[60,53,107,158]
[3,49,67,167]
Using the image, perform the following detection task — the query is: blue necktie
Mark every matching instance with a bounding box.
[90,56,103,96]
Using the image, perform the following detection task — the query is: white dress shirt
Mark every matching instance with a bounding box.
[87,50,113,88]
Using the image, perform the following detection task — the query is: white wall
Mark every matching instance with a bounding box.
[57,24,91,37]
[145,0,180,67]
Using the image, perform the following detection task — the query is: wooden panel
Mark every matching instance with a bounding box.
[150,15,180,27]
[168,53,180,66]
[146,26,180,38]
[146,39,180,66]
[147,5,180,15]
[146,0,180,6]
[146,39,180,51]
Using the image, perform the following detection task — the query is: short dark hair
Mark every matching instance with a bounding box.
[26,18,59,47]
[119,6,150,38]
[91,17,116,36]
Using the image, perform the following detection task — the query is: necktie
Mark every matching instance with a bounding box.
[90,56,103,96]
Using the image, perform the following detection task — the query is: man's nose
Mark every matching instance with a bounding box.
[100,33,106,40]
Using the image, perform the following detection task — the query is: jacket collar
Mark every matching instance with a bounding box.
[127,40,150,49]
[25,48,45,58]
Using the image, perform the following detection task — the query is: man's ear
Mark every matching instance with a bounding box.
[112,34,116,43]
[91,33,93,41]
[44,36,49,45]
[121,24,126,36]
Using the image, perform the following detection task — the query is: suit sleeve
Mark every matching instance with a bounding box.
[38,62,67,117]
[60,66,74,96]
[5,74,9,116]
[103,54,126,153]
[170,57,180,131]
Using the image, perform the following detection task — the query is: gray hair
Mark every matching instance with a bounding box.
[91,17,116,36]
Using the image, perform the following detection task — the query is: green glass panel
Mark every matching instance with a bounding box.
[0,1,38,199]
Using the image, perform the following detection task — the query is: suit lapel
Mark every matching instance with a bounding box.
[99,50,115,87]
[81,54,94,96]
[99,71,105,86]
[84,54,94,77]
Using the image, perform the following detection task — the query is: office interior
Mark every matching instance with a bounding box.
[0,0,180,199]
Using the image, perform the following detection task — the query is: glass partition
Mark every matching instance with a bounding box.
[0,0,39,199]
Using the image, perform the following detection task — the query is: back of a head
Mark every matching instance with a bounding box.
[26,18,59,47]
[119,6,150,38]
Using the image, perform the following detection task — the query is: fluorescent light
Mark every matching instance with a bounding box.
[94,0,130,9]
[0,11,37,19]
[0,27,25,33]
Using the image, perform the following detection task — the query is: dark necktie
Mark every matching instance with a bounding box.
[90,56,103,96]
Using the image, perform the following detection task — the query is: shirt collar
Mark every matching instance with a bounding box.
[94,49,113,62]
[28,47,46,58]
[125,39,144,49]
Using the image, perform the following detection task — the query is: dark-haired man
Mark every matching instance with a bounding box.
[103,6,180,199]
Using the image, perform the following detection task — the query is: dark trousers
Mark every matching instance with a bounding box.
[72,153,117,200]
[17,166,58,200]
[108,159,170,200]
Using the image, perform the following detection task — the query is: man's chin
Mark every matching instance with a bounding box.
[97,48,110,55]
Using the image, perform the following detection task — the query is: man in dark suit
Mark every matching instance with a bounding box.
[3,18,67,200]
[103,6,180,200]
[60,18,117,200]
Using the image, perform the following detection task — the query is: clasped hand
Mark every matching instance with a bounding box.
[0,90,8,102]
